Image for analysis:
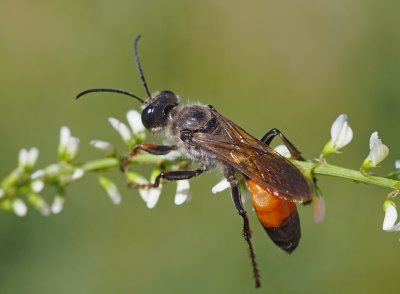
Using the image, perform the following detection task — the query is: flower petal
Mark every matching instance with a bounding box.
[18,148,29,167]
[274,145,291,158]
[312,193,326,224]
[126,110,145,134]
[108,117,132,142]
[174,180,191,205]
[71,168,85,180]
[330,114,353,149]
[90,140,114,154]
[369,132,389,167]
[383,201,398,231]
[212,179,230,194]
[59,126,71,150]
[12,199,27,217]
[51,195,65,214]
[146,188,161,209]
[31,180,44,193]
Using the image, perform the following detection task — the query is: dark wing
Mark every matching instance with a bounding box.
[191,110,311,203]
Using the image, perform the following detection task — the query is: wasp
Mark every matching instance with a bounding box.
[77,35,313,288]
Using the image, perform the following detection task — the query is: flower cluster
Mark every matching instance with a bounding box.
[92,109,190,209]
[0,126,84,217]
[320,114,397,231]
[1,108,399,240]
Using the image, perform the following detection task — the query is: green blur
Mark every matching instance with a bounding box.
[0,1,399,293]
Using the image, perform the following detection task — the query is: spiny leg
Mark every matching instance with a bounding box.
[121,144,177,171]
[227,171,261,288]
[262,128,315,204]
[128,168,205,189]
[261,128,304,161]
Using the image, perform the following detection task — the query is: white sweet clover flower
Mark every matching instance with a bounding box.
[98,176,122,205]
[108,117,132,146]
[274,145,291,158]
[311,192,326,224]
[174,180,191,205]
[31,180,44,193]
[382,199,400,231]
[12,199,27,217]
[362,131,389,170]
[71,168,85,180]
[321,114,353,157]
[18,147,39,169]
[395,160,400,170]
[145,170,162,209]
[31,169,45,180]
[28,194,51,216]
[126,110,146,140]
[58,126,80,162]
[127,171,162,209]
[51,194,65,214]
[90,140,115,156]
[212,178,230,194]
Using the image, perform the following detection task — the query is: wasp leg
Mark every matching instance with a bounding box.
[262,128,315,205]
[227,171,261,288]
[128,168,205,189]
[121,144,177,171]
[260,128,304,161]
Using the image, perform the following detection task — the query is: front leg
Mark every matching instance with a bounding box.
[226,168,261,288]
[122,143,177,171]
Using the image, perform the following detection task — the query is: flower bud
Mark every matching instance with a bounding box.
[361,132,389,170]
[321,114,353,157]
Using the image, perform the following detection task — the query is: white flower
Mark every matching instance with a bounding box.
[71,168,85,180]
[98,176,122,205]
[90,140,114,155]
[45,164,61,176]
[321,114,353,156]
[312,193,326,224]
[51,195,65,214]
[108,117,132,143]
[395,160,400,170]
[212,178,230,194]
[174,180,191,205]
[31,169,45,180]
[362,131,389,170]
[274,145,291,158]
[31,180,44,193]
[12,199,27,217]
[18,147,39,169]
[28,194,51,216]
[128,171,162,209]
[382,200,400,231]
[145,188,162,209]
[126,110,145,136]
[58,126,80,161]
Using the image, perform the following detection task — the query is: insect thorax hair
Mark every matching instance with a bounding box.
[162,102,221,171]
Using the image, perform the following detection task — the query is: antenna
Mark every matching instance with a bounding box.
[134,35,151,97]
[76,88,144,103]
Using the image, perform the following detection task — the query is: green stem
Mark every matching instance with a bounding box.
[293,160,398,190]
[79,156,399,191]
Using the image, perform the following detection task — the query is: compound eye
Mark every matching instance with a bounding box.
[141,105,156,129]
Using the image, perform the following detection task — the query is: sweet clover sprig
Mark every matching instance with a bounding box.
[0,111,399,234]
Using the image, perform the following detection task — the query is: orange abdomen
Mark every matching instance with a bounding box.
[246,178,301,253]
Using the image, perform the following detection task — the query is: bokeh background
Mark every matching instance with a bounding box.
[1,1,400,293]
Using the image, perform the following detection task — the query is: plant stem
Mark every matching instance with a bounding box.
[79,156,399,191]
[293,160,398,190]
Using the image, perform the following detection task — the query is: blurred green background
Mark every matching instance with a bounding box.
[1,0,400,293]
